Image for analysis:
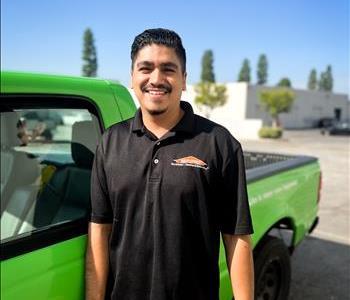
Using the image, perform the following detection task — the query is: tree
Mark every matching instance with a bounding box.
[82,28,98,77]
[195,82,227,118]
[257,54,268,85]
[237,59,251,83]
[307,69,317,90]
[195,50,227,117]
[201,50,215,82]
[277,77,292,88]
[324,65,333,91]
[318,65,333,92]
[259,88,295,127]
[318,72,326,91]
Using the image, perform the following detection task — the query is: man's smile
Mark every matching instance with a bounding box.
[146,89,168,96]
[142,84,172,96]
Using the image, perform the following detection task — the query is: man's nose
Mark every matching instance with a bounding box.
[149,69,163,85]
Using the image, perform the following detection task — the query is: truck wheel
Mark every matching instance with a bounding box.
[254,236,291,300]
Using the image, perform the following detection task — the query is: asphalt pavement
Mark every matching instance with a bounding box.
[240,129,350,300]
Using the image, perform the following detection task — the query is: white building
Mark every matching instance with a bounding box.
[182,83,350,139]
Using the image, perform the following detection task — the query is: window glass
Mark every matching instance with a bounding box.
[1,107,100,242]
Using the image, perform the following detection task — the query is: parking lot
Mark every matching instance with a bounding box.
[240,130,350,300]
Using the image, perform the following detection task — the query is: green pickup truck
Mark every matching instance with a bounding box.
[0,72,321,300]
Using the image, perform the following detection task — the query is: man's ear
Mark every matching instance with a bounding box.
[130,69,134,89]
[182,72,187,91]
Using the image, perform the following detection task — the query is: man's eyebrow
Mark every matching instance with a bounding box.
[161,62,178,69]
[136,61,154,68]
[136,61,179,69]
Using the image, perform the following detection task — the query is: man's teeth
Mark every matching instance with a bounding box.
[148,90,167,95]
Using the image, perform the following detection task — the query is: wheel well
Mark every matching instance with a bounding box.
[254,218,296,255]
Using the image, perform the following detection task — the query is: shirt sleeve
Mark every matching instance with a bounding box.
[217,139,254,235]
[90,141,113,223]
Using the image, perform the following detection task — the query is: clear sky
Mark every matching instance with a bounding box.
[1,0,349,94]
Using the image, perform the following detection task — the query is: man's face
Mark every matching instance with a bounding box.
[131,44,186,116]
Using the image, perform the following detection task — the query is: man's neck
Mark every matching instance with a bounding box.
[142,106,184,139]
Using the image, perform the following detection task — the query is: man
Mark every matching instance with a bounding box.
[86,28,254,300]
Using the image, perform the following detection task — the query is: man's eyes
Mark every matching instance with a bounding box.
[139,67,151,72]
[163,68,176,73]
[137,67,176,74]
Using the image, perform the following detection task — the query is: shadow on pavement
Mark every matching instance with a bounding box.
[289,235,350,300]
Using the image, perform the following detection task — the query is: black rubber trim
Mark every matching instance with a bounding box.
[308,216,319,234]
[246,152,318,183]
[0,218,88,261]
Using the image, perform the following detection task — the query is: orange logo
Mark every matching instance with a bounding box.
[171,156,209,170]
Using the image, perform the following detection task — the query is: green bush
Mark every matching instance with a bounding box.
[258,127,283,139]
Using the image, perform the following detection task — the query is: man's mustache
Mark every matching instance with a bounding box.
[141,84,172,93]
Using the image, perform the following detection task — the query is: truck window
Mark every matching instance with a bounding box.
[1,103,101,243]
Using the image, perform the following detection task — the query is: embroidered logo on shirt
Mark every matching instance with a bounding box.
[171,156,209,170]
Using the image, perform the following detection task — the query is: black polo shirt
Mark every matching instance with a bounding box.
[90,101,253,300]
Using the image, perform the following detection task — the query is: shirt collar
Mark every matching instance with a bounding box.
[131,101,195,135]
[131,108,145,133]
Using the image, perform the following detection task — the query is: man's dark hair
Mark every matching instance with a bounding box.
[131,28,186,73]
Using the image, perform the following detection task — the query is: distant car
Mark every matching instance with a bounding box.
[318,117,336,128]
[328,120,350,136]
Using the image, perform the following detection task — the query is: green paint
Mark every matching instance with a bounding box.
[1,236,87,300]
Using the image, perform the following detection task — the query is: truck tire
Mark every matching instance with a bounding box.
[254,236,291,300]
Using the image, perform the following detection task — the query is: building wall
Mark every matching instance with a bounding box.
[182,82,248,120]
[182,83,262,139]
[246,85,350,128]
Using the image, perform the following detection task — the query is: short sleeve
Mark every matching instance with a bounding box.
[90,141,113,223]
[217,140,253,235]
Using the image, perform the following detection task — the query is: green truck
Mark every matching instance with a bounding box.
[0,72,321,300]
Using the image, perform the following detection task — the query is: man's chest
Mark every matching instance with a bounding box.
[103,136,220,213]
[108,137,218,184]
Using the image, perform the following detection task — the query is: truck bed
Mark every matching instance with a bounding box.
[244,151,317,183]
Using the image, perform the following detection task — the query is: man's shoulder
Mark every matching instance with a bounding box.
[104,117,134,136]
[193,114,241,149]
[99,117,134,148]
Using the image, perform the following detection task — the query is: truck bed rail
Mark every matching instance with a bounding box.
[244,151,317,183]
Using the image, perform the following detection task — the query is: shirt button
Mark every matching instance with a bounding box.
[154,158,159,164]
[156,142,160,146]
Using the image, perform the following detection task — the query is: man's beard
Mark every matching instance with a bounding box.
[147,107,168,115]
[140,83,172,116]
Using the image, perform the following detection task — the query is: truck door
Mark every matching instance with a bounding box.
[0,95,103,300]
